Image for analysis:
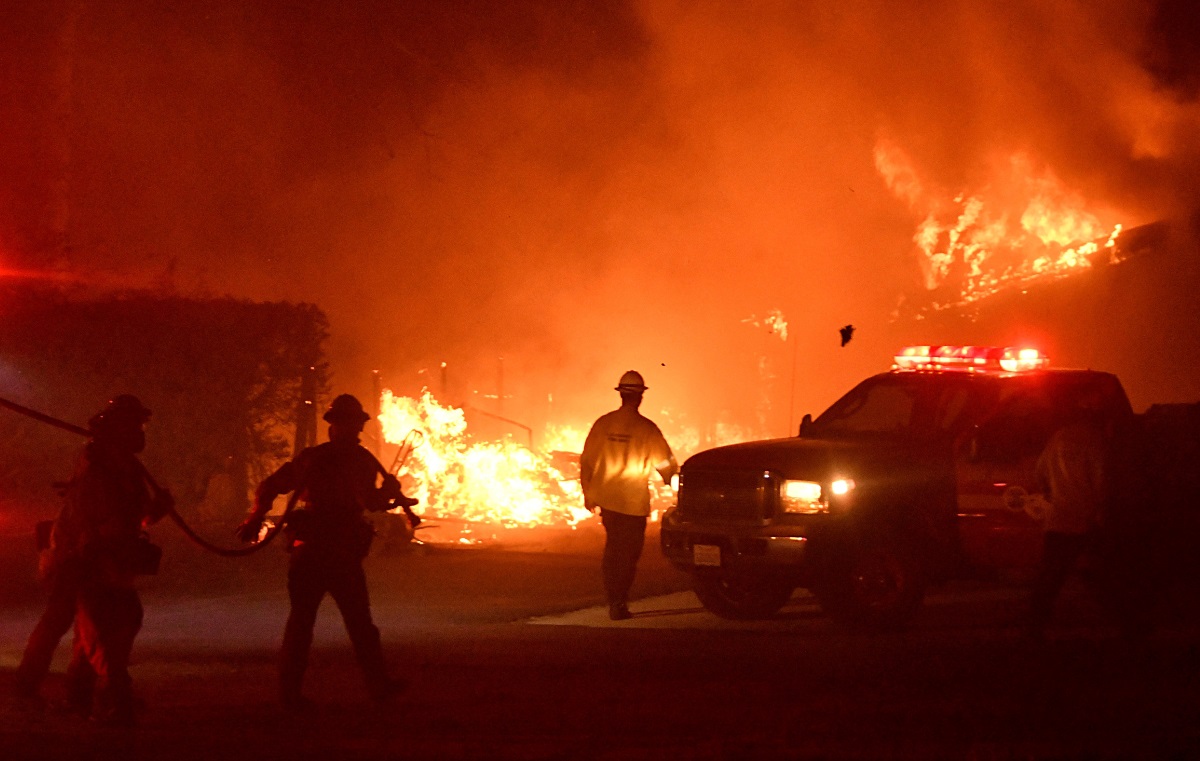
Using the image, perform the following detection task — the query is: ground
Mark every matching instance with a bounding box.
[2,520,1200,760]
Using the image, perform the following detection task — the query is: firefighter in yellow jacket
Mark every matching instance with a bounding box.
[581,371,678,621]
[237,394,412,712]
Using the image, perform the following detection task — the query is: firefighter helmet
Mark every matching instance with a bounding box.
[615,370,647,392]
[323,394,371,424]
[88,394,152,433]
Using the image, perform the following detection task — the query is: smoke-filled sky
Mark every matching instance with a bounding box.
[2,0,1198,440]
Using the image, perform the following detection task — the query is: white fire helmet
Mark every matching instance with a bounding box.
[615,371,647,392]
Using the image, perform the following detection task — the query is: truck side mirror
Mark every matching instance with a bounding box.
[798,413,813,437]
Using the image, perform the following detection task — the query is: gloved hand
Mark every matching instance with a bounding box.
[235,517,264,543]
[380,474,404,501]
[381,474,419,509]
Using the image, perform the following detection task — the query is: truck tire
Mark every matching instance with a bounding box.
[813,538,927,631]
[692,570,795,620]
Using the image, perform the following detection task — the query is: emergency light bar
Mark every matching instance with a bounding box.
[893,345,1049,373]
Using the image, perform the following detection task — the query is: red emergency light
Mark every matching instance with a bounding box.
[893,345,1049,373]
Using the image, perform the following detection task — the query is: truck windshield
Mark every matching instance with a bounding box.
[807,374,976,440]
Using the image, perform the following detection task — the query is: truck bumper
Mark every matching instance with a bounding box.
[660,518,812,578]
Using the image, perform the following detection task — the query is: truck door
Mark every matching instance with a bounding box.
[955,388,1057,574]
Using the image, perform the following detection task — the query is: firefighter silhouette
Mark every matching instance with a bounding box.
[581,372,678,621]
[237,393,413,712]
[17,395,172,725]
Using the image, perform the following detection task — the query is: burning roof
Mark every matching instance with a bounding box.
[877,139,1130,317]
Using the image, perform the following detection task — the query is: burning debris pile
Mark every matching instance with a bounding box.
[375,388,762,544]
[378,390,594,539]
[876,139,1125,312]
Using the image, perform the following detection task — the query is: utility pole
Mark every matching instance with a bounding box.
[787,333,799,437]
[497,356,505,418]
[293,366,317,456]
[371,369,383,459]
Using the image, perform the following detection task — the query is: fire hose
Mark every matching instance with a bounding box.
[0,396,290,557]
[0,396,428,556]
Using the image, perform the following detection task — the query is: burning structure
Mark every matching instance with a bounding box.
[374,387,760,545]
[875,129,1200,413]
[891,213,1200,411]
[1,4,1199,542]
[378,389,591,537]
[878,141,1127,315]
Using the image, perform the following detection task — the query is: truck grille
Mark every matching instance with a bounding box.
[677,469,773,522]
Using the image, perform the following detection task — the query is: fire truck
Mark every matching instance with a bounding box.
[660,345,1137,630]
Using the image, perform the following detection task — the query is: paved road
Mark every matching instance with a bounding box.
[528,585,1032,632]
[2,531,1200,760]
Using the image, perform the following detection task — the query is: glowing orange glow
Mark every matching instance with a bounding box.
[540,423,587,455]
[379,390,592,535]
[0,268,80,282]
[875,141,1124,309]
[378,389,765,541]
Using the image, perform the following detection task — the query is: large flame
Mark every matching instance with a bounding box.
[876,139,1124,310]
[378,388,767,542]
[378,390,593,534]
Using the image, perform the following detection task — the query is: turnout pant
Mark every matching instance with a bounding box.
[70,584,143,722]
[16,568,81,697]
[600,508,647,606]
[280,547,390,702]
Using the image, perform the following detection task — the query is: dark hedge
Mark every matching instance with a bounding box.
[0,284,329,523]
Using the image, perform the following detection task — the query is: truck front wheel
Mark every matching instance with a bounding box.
[692,570,795,620]
[813,539,927,631]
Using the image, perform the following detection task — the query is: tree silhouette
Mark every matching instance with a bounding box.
[0,283,329,522]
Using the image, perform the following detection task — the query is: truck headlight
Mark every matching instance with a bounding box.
[830,478,856,496]
[781,479,825,514]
